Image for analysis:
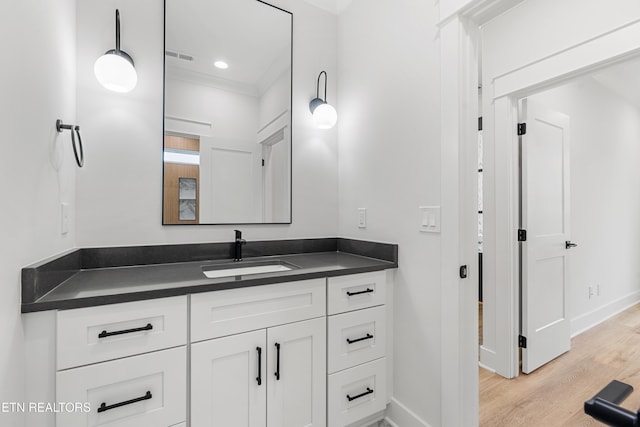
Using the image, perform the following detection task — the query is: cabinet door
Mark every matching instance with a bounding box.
[267,317,326,427]
[191,330,266,427]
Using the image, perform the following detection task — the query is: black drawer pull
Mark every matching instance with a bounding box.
[274,343,281,380]
[346,333,374,345]
[346,288,374,297]
[97,391,152,413]
[256,347,262,386]
[98,323,153,339]
[347,387,374,402]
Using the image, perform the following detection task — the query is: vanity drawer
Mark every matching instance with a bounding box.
[328,306,386,373]
[57,296,187,370]
[328,271,386,315]
[191,278,326,342]
[328,358,387,427]
[56,346,186,427]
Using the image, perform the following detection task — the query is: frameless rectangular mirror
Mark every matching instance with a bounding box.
[163,0,292,225]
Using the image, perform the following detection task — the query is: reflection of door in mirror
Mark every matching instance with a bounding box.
[199,139,262,224]
[261,127,290,223]
[163,135,200,224]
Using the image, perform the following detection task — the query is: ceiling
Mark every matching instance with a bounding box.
[301,0,354,15]
[165,0,291,92]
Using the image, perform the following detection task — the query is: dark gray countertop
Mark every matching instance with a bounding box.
[22,250,396,313]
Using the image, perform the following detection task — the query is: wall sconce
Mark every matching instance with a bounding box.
[94,9,138,93]
[309,71,337,129]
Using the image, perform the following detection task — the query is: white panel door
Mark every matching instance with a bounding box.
[191,330,267,427]
[267,318,326,427]
[521,99,571,374]
[199,143,261,223]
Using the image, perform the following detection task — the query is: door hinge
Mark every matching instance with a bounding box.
[518,229,527,242]
[519,335,527,348]
[518,122,527,135]
[459,265,468,279]
[261,159,265,167]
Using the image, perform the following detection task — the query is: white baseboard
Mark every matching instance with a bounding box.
[571,290,640,337]
[479,344,497,371]
[385,397,432,427]
[478,360,496,373]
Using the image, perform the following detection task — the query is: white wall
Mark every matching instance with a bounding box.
[258,69,291,130]
[0,0,77,425]
[165,78,259,141]
[529,78,640,335]
[337,1,441,425]
[76,0,338,246]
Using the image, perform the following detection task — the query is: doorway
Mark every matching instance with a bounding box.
[479,53,640,424]
[439,2,640,425]
[481,55,640,378]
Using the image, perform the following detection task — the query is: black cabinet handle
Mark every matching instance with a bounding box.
[274,343,281,380]
[347,387,374,402]
[346,333,374,345]
[256,347,262,386]
[97,391,152,413]
[98,323,153,339]
[346,288,374,297]
[566,241,578,249]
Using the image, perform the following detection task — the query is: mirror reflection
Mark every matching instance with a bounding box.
[163,0,292,224]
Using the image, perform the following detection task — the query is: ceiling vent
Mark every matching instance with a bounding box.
[165,50,194,62]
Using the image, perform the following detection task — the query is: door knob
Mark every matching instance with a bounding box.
[565,241,578,249]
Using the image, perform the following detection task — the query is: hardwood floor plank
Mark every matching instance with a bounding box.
[480,304,640,426]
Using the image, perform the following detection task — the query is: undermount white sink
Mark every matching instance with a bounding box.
[201,261,297,279]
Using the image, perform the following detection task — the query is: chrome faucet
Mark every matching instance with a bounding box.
[234,230,246,261]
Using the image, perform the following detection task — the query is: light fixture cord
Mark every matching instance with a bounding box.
[115,9,121,52]
[316,71,328,102]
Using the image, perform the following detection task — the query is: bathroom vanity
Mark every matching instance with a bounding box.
[22,238,397,427]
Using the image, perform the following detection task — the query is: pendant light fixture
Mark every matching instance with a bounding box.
[94,9,138,93]
[309,71,337,129]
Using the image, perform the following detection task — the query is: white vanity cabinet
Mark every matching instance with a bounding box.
[190,279,327,427]
[37,270,391,427]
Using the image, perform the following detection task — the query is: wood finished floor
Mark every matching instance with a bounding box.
[480,304,640,426]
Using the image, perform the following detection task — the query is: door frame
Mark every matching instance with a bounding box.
[440,1,640,425]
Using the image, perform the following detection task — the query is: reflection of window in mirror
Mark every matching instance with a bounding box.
[164,0,292,225]
[163,135,200,224]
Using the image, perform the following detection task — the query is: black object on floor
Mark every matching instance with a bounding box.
[584,380,638,426]
[592,380,634,405]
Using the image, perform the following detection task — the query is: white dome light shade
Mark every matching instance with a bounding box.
[94,51,138,93]
[312,103,337,129]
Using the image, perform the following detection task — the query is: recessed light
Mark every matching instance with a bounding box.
[214,61,229,70]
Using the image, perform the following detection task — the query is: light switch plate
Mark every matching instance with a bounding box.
[419,206,440,233]
[61,202,69,235]
[358,208,367,228]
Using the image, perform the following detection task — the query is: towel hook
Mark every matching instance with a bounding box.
[56,119,84,167]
